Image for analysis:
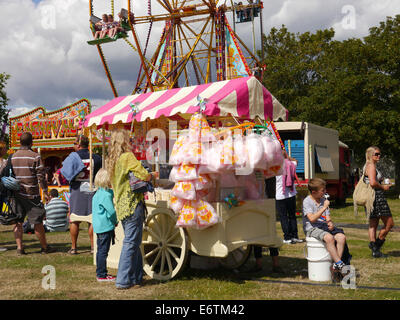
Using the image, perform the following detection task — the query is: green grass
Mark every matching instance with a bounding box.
[0,198,399,300]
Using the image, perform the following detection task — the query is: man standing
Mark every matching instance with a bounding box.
[276,151,303,244]
[68,135,101,254]
[11,132,54,255]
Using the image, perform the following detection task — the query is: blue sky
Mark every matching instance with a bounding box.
[1,0,399,117]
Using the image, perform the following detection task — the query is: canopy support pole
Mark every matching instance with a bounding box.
[102,127,106,168]
[89,128,93,191]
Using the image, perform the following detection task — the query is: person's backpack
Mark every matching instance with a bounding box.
[0,155,22,225]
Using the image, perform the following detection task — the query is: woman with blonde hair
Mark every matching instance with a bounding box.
[106,129,156,289]
[363,146,394,258]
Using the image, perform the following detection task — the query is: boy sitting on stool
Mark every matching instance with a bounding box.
[303,178,351,275]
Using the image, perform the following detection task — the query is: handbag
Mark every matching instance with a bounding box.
[0,195,21,225]
[353,173,375,218]
[128,172,154,194]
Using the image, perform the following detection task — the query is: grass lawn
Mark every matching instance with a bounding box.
[0,198,399,300]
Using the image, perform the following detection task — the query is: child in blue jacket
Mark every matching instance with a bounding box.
[92,168,118,282]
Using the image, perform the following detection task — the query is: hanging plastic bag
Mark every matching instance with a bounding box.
[245,133,267,170]
[169,164,198,182]
[196,200,220,230]
[171,181,197,200]
[176,200,198,228]
[169,195,184,214]
[169,134,189,165]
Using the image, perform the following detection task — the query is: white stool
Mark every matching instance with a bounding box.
[304,237,332,282]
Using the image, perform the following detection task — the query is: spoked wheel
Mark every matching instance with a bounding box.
[142,209,189,281]
[218,245,252,270]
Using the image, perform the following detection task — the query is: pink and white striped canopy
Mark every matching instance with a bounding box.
[84,76,288,127]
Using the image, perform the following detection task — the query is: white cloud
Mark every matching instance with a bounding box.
[1,0,399,116]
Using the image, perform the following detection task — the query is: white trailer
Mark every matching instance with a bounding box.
[274,121,352,203]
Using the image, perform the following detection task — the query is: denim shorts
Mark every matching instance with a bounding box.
[306,227,329,242]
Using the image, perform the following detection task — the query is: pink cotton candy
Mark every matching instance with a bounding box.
[270,140,284,166]
[176,200,198,228]
[201,142,223,173]
[246,134,267,170]
[233,134,248,168]
[261,135,277,165]
[171,181,197,200]
[169,134,190,165]
[169,164,198,182]
[219,136,237,171]
[196,200,220,230]
[169,196,184,214]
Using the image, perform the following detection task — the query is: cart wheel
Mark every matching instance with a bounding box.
[218,245,252,270]
[142,209,189,281]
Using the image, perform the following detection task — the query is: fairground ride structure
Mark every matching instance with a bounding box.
[88,0,265,97]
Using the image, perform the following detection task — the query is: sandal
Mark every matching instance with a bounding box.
[68,248,78,255]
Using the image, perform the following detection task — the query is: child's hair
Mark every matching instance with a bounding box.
[94,168,111,189]
[308,178,326,193]
[50,189,59,198]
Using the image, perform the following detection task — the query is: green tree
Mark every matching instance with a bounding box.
[0,72,10,140]
[261,16,400,184]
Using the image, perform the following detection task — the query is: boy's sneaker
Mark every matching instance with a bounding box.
[291,238,304,243]
[283,239,295,244]
[333,261,345,272]
[97,275,116,282]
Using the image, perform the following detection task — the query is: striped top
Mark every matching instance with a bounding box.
[44,197,69,230]
[11,147,48,199]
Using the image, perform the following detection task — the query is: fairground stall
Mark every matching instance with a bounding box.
[84,76,288,280]
[8,99,97,203]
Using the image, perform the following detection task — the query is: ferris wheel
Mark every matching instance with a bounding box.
[88,0,264,97]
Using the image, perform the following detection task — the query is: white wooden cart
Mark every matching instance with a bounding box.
[102,195,281,280]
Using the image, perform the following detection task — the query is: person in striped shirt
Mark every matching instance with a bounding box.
[11,132,55,255]
[44,189,69,232]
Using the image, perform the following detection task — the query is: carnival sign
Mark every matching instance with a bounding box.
[9,99,91,149]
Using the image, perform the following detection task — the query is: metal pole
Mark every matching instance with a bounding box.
[89,128,93,191]
[260,2,264,61]
[102,127,105,168]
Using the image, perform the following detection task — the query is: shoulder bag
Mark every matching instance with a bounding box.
[353,173,375,219]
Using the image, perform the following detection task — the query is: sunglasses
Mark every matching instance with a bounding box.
[374,153,381,157]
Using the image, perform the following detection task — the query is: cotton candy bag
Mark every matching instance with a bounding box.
[176,200,197,228]
[196,200,219,229]
[169,164,198,182]
[245,133,268,170]
[171,181,197,200]
[169,196,184,213]
[169,134,190,165]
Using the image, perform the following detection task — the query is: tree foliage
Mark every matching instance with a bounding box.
[0,72,10,141]
[261,15,400,170]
